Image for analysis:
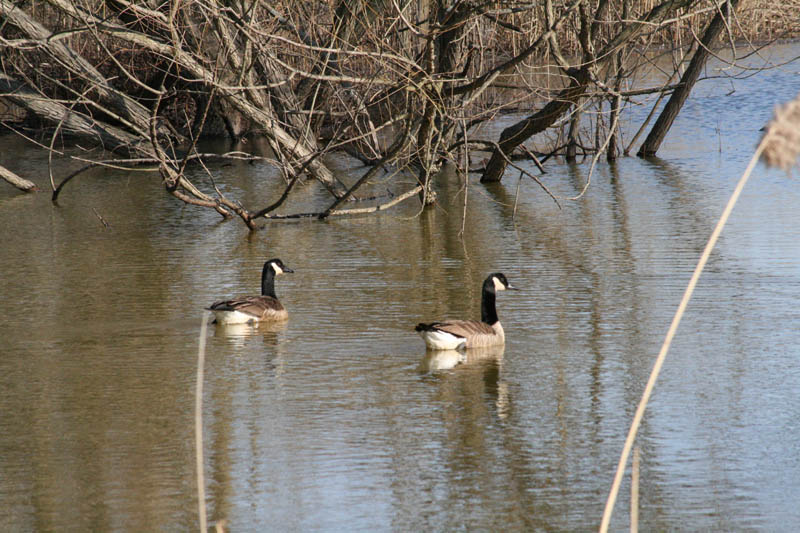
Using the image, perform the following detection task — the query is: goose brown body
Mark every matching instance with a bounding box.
[416,273,515,350]
[207,258,293,325]
[416,320,504,349]
[208,296,288,324]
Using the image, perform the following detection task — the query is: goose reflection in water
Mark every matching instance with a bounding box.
[418,344,510,419]
[418,344,505,372]
[212,319,288,348]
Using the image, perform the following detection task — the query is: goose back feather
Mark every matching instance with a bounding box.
[208,296,287,324]
[415,320,504,350]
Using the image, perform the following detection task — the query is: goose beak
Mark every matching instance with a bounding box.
[283,267,295,274]
[506,283,518,290]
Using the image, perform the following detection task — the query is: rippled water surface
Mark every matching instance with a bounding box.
[1,44,800,531]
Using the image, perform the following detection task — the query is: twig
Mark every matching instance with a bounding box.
[512,170,523,220]
[92,208,110,228]
[319,121,412,219]
[486,140,561,209]
[251,144,330,220]
[50,152,274,203]
[250,173,303,220]
[566,94,621,201]
[459,120,470,239]
[263,185,423,219]
[519,144,547,174]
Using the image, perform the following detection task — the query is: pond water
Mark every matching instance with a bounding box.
[1,43,799,531]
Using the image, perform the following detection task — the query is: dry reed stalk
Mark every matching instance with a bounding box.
[631,446,640,533]
[600,91,800,532]
[196,312,209,533]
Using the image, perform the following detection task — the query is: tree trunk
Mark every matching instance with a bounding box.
[607,52,624,161]
[481,70,590,182]
[1,0,169,139]
[566,102,581,162]
[0,73,150,156]
[480,0,691,182]
[638,0,740,157]
[41,0,344,196]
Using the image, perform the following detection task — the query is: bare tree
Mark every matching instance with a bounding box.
[638,0,742,157]
[1,0,793,226]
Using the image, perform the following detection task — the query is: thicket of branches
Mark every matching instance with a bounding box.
[1,0,796,228]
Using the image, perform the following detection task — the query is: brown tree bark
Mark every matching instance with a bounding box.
[638,0,741,157]
[566,102,581,163]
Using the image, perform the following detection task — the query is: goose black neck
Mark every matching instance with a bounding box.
[481,278,499,325]
[261,264,277,298]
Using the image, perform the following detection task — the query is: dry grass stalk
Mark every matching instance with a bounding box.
[631,446,640,533]
[196,312,209,532]
[599,92,798,532]
[761,93,800,171]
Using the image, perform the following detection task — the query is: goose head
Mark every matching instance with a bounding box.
[267,258,294,276]
[488,272,516,291]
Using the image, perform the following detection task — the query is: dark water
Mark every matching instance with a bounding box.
[1,43,799,531]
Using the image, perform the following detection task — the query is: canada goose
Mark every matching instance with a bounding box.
[207,258,293,325]
[415,273,516,350]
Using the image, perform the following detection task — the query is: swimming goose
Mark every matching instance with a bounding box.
[415,273,516,350]
[207,258,293,325]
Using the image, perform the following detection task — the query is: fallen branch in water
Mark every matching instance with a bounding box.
[0,163,38,192]
[261,185,423,220]
[485,140,561,209]
[51,152,276,203]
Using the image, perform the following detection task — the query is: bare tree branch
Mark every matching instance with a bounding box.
[0,163,38,192]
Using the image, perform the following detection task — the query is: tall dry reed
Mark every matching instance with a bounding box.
[599,91,800,532]
[195,312,209,532]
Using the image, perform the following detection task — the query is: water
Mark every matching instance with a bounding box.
[1,43,800,531]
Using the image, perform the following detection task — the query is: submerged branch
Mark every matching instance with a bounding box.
[51,152,276,203]
[262,185,423,220]
[0,73,149,156]
[319,121,413,219]
[0,163,38,192]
